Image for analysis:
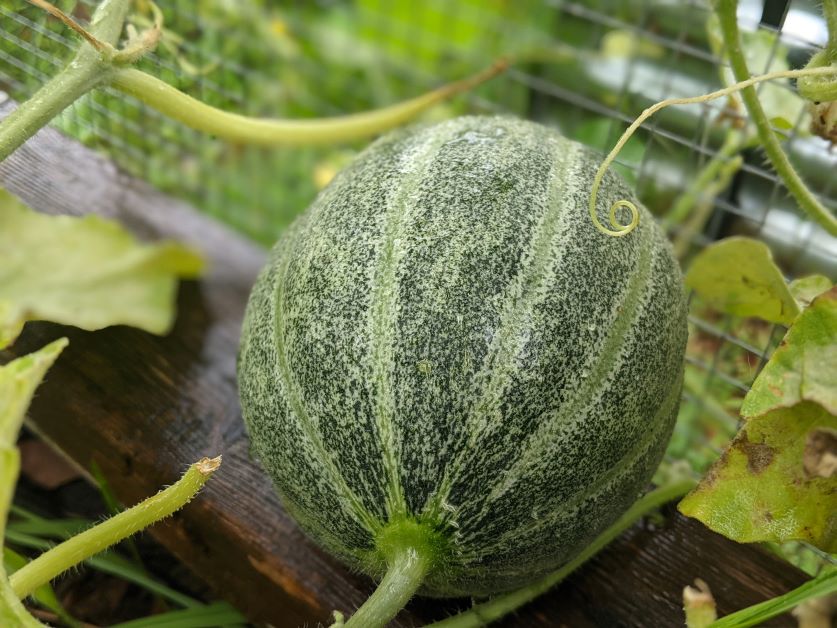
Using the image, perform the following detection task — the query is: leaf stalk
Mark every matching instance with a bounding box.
[9,457,220,599]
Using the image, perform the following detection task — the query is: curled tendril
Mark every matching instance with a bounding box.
[588,64,837,238]
[589,196,639,238]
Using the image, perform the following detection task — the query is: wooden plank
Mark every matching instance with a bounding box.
[0,96,809,626]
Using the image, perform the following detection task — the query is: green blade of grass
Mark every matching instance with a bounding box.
[108,601,246,628]
[5,531,199,609]
[710,567,837,628]
[7,517,91,539]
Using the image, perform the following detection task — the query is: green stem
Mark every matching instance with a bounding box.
[343,544,431,628]
[9,457,220,599]
[0,57,108,162]
[709,567,837,628]
[427,480,697,628]
[109,60,506,146]
[1,0,502,161]
[825,0,837,56]
[0,451,42,627]
[714,0,837,236]
[0,0,130,162]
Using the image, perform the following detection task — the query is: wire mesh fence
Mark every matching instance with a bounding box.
[2,0,835,570]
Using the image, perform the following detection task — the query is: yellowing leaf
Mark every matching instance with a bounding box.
[0,191,205,348]
[742,287,837,418]
[1,341,66,628]
[789,274,833,311]
[0,338,67,449]
[679,401,837,552]
[1,340,67,524]
[685,237,799,325]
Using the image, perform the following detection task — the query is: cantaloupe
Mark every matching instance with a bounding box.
[237,116,687,602]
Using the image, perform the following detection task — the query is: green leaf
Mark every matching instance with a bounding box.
[742,287,837,418]
[679,401,837,552]
[768,116,794,131]
[0,339,68,450]
[685,237,799,325]
[789,274,833,311]
[0,190,205,349]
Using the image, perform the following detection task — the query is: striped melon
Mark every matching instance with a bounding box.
[237,116,687,598]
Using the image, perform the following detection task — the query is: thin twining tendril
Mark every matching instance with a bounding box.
[589,64,837,237]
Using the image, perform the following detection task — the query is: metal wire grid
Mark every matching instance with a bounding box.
[1,0,834,566]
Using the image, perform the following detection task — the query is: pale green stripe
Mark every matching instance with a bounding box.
[460,375,682,561]
[424,137,576,521]
[368,129,462,518]
[273,221,380,534]
[477,194,655,511]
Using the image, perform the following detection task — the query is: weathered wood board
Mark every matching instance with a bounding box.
[0,97,808,626]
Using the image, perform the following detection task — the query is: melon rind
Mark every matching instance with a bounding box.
[237,116,687,597]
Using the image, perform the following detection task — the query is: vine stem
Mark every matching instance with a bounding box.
[714,0,837,236]
[9,456,220,599]
[108,60,507,146]
[0,0,506,161]
[0,453,44,628]
[426,480,696,628]
[343,544,431,628]
[589,64,837,238]
[825,0,837,55]
[0,0,130,162]
[0,57,110,162]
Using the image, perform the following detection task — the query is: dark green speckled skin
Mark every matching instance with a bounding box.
[237,116,687,597]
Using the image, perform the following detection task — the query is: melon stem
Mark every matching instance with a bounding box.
[344,543,430,628]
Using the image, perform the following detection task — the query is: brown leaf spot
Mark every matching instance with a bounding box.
[803,427,837,479]
[735,432,774,474]
[701,448,730,488]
